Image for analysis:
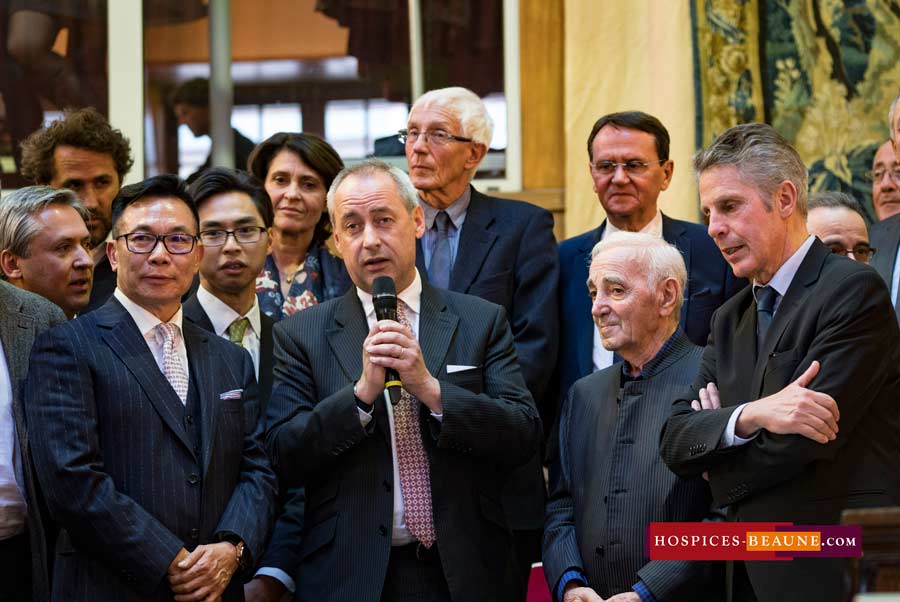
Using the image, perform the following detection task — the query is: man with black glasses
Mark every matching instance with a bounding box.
[25,174,276,601]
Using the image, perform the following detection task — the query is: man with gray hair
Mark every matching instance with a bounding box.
[806,191,874,264]
[660,123,900,602]
[0,185,93,318]
[266,158,540,602]
[403,86,556,583]
[870,90,900,319]
[544,232,719,602]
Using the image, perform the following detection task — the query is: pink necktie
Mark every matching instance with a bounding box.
[393,303,436,548]
[156,322,188,404]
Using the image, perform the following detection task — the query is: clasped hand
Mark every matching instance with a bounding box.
[168,542,238,602]
[356,320,441,412]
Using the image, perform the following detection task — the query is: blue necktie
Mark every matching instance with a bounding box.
[755,285,777,351]
[428,211,452,289]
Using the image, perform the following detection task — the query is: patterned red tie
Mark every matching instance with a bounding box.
[393,303,436,548]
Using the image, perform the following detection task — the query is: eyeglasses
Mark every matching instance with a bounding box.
[115,232,197,254]
[199,226,267,247]
[864,167,900,184]
[590,159,666,176]
[825,243,876,263]
[397,129,473,146]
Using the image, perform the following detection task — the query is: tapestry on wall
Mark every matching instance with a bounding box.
[692,0,900,217]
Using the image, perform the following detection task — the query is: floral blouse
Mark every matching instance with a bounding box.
[256,252,326,322]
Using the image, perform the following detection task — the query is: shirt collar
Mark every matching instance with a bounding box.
[621,327,683,381]
[420,187,472,230]
[604,209,663,239]
[113,288,184,337]
[356,269,423,320]
[196,284,261,338]
[753,235,816,297]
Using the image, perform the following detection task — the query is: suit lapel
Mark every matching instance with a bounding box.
[326,290,369,383]
[449,189,497,293]
[418,284,459,378]
[0,301,33,387]
[97,301,194,455]
[182,294,215,332]
[750,241,827,395]
[184,324,216,474]
[575,224,604,377]
[415,239,429,283]
[258,314,275,402]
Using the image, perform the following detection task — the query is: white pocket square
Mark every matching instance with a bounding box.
[219,389,243,400]
[447,365,478,373]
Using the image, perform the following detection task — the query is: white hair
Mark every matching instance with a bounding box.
[411,86,494,147]
[589,231,687,317]
[890,90,900,141]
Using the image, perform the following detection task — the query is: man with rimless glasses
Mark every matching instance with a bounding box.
[557,112,745,417]
[25,174,276,601]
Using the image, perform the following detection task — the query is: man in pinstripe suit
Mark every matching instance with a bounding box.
[24,175,277,601]
[266,160,541,602]
[544,233,719,602]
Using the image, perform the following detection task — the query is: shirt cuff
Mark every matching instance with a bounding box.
[632,580,656,602]
[721,403,758,447]
[430,411,443,422]
[555,568,588,602]
[358,406,373,427]
[254,566,295,593]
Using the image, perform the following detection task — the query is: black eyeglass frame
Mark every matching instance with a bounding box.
[198,226,268,247]
[115,232,198,254]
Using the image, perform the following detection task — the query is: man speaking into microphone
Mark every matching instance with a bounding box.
[265,159,541,602]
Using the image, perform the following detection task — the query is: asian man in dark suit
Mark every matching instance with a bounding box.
[405,87,556,584]
[24,175,276,601]
[0,280,66,602]
[558,111,745,404]
[660,123,900,602]
[266,159,541,602]
[185,168,303,602]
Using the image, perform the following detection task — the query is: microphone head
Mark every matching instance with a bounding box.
[372,276,397,317]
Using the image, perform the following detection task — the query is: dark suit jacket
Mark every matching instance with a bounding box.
[544,332,719,601]
[0,281,66,601]
[24,298,277,601]
[557,214,746,402]
[415,187,557,530]
[870,212,900,301]
[84,254,117,314]
[182,292,305,582]
[660,239,900,602]
[266,284,541,602]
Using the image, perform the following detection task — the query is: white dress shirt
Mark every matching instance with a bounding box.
[0,340,26,539]
[196,285,262,379]
[721,235,816,446]
[891,245,900,307]
[114,289,189,399]
[592,211,664,372]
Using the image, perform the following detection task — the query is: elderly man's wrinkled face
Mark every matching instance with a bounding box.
[588,246,671,360]
[405,103,484,209]
[872,141,900,221]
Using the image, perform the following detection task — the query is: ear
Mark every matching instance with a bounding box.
[107,240,119,272]
[659,159,675,191]
[0,250,22,280]
[773,180,798,218]
[464,143,488,171]
[412,205,426,239]
[658,277,680,318]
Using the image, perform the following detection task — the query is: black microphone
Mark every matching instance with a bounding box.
[372,276,402,405]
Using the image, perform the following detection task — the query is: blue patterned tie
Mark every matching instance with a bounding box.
[755,285,777,351]
[428,211,452,289]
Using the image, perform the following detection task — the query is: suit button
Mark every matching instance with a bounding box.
[383,480,391,492]
[187,473,199,485]
[378,525,388,536]
[186,414,194,424]
[595,545,604,556]
[190,528,199,540]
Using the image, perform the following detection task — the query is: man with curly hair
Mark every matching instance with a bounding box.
[20,107,134,312]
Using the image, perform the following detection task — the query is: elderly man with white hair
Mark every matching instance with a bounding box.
[402,87,558,586]
[871,90,900,320]
[543,232,719,602]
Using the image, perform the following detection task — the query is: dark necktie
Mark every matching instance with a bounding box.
[755,285,777,350]
[428,211,452,289]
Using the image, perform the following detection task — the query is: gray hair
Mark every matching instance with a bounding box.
[589,231,687,318]
[0,186,88,260]
[693,122,809,217]
[808,190,867,221]
[889,90,900,141]
[410,86,494,147]
[326,159,419,220]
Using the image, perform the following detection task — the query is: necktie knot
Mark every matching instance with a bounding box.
[227,317,250,346]
[755,285,777,315]
[434,210,451,234]
[156,321,180,346]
